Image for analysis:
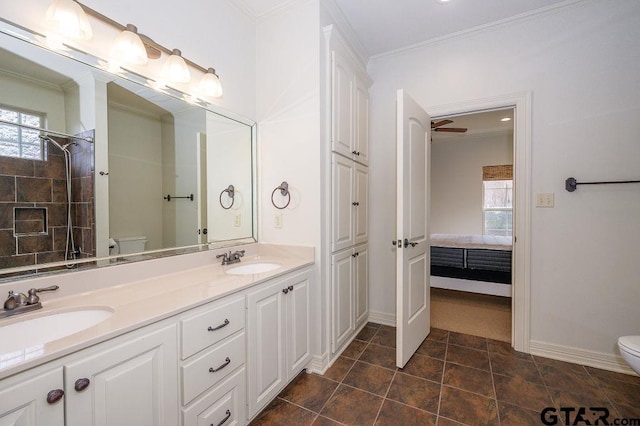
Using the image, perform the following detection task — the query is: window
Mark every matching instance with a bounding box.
[483,179,513,236]
[0,106,45,160]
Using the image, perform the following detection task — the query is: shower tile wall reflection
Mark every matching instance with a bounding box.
[0,132,95,270]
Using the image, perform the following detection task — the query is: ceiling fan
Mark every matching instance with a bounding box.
[431,119,467,133]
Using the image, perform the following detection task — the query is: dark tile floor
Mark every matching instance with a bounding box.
[250,323,640,425]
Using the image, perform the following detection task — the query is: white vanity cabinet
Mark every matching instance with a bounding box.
[64,323,178,426]
[0,366,64,425]
[246,268,313,419]
[331,244,368,352]
[180,296,246,426]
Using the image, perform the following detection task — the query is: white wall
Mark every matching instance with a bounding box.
[256,0,322,353]
[368,0,640,358]
[431,131,513,234]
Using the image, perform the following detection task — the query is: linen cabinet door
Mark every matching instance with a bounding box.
[246,278,287,418]
[353,162,368,246]
[64,324,178,426]
[354,244,369,327]
[285,270,313,379]
[354,76,369,166]
[331,49,354,158]
[0,367,64,426]
[331,249,354,353]
[332,154,355,252]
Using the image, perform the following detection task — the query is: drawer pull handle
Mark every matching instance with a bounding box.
[46,389,64,404]
[208,319,230,332]
[209,357,231,373]
[74,378,90,392]
[213,409,231,426]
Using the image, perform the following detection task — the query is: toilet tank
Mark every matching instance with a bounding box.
[112,236,147,255]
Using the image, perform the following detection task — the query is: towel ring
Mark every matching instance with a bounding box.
[219,185,235,209]
[271,181,291,210]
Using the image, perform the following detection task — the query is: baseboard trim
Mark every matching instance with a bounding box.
[529,340,638,376]
[307,352,330,375]
[368,310,395,327]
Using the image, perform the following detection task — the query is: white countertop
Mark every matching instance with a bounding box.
[0,243,314,380]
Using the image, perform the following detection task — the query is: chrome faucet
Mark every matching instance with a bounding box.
[1,285,59,319]
[216,250,245,266]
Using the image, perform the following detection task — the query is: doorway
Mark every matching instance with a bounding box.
[428,93,531,352]
[430,108,515,343]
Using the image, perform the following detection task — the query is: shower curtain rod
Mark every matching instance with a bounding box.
[0,118,94,143]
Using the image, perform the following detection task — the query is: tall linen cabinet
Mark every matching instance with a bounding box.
[324,25,372,355]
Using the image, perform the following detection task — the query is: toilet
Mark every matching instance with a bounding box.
[618,336,640,374]
[110,236,147,255]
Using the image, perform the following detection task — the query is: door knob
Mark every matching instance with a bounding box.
[404,238,418,248]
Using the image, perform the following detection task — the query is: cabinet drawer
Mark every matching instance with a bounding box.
[182,367,246,426]
[181,296,245,359]
[182,332,246,405]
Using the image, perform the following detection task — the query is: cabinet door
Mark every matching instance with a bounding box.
[286,270,312,379]
[331,249,354,353]
[332,154,354,252]
[0,367,64,426]
[65,324,178,426]
[246,278,286,418]
[354,244,369,327]
[331,49,354,158]
[354,162,368,246]
[354,76,369,166]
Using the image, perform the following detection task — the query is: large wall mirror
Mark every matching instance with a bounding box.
[0,20,256,279]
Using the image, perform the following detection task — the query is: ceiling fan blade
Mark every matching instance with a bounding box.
[431,119,453,128]
[433,127,468,133]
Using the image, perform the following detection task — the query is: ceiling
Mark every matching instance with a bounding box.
[237,0,572,57]
[432,109,514,141]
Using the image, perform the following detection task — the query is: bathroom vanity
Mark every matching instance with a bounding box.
[0,243,314,425]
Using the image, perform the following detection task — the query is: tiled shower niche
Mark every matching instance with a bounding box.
[0,131,95,270]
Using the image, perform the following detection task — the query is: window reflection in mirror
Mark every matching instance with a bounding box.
[0,24,255,279]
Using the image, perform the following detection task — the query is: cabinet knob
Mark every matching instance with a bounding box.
[288,285,294,291]
[352,253,357,258]
[208,319,230,332]
[213,409,232,426]
[209,357,231,373]
[352,150,358,155]
[74,378,90,392]
[46,389,64,404]
[352,201,359,206]
[282,288,289,294]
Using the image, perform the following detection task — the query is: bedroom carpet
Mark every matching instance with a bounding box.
[430,288,511,343]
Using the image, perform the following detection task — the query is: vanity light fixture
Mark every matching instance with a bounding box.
[111,24,148,66]
[45,0,93,41]
[500,117,512,122]
[163,49,191,83]
[198,68,223,98]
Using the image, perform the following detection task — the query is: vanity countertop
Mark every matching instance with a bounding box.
[0,243,314,380]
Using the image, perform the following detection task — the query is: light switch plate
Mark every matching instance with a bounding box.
[274,213,283,228]
[536,192,555,207]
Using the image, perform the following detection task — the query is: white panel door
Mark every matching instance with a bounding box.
[65,324,178,426]
[331,249,354,352]
[0,368,63,426]
[354,244,369,327]
[286,271,312,378]
[332,154,354,252]
[396,89,431,368]
[247,279,286,417]
[353,163,368,246]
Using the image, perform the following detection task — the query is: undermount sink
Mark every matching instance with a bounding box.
[225,262,282,275]
[0,308,113,353]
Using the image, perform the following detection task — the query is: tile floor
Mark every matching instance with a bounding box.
[250,323,640,425]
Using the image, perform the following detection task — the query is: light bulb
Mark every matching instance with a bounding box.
[111,24,148,66]
[198,68,223,98]
[46,0,93,40]
[163,49,190,83]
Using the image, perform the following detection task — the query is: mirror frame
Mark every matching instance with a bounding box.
[0,18,258,280]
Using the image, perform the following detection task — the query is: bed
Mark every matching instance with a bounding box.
[430,233,512,297]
